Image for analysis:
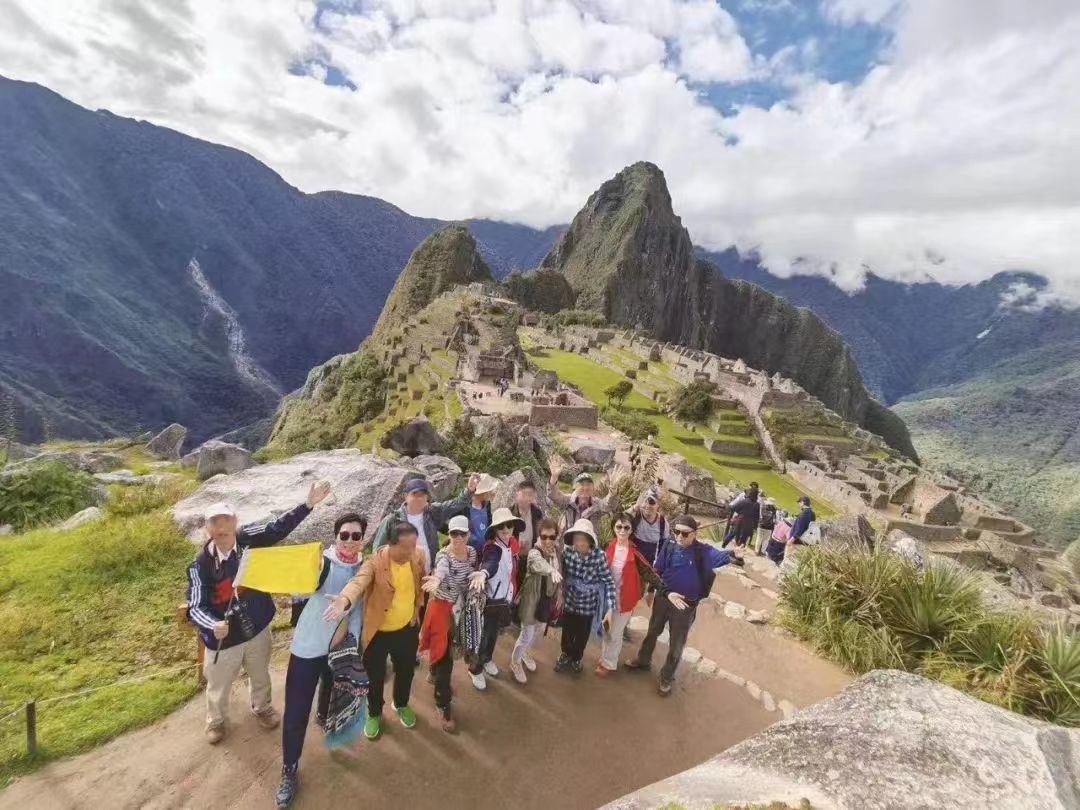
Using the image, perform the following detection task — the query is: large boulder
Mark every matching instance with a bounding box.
[94,470,177,486]
[820,514,875,551]
[606,670,1080,810]
[58,506,103,531]
[405,455,461,502]
[181,440,254,481]
[492,468,548,511]
[172,450,415,544]
[380,416,445,457]
[882,528,926,568]
[210,418,274,452]
[145,423,188,460]
[568,437,616,468]
[4,449,123,475]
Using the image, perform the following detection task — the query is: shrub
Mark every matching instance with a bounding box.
[778,546,1080,725]
[673,380,716,423]
[105,479,197,518]
[604,379,633,407]
[0,462,95,531]
[602,406,656,441]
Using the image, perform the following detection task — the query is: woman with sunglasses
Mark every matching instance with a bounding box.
[276,513,367,808]
[419,514,479,733]
[510,517,563,684]
[596,513,668,677]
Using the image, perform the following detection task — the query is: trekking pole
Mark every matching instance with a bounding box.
[213,593,236,665]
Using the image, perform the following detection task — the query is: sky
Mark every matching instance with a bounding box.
[2,0,1079,299]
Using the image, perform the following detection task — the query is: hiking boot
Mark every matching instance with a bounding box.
[205,724,226,745]
[275,763,299,808]
[657,679,674,697]
[254,707,280,730]
[594,664,612,678]
[554,654,571,673]
[470,670,487,691]
[570,659,584,674]
[483,660,499,677]
[623,659,650,673]
[364,714,382,740]
[437,705,456,734]
[394,704,417,729]
[511,659,527,684]
[521,651,537,672]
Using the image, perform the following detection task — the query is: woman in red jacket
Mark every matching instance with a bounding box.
[596,513,667,677]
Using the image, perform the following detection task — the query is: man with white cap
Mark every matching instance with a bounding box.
[547,456,622,539]
[186,480,331,744]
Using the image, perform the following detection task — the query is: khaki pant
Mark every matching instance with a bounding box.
[203,624,273,728]
[599,609,634,670]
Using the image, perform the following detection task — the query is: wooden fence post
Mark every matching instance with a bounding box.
[25,700,36,756]
[177,603,206,687]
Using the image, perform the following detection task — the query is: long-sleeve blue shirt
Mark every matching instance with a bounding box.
[791,506,816,540]
[654,540,733,603]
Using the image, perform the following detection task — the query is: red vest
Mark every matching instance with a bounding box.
[605,540,650,612]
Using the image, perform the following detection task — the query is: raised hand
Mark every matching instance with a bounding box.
[467,473,480,493]
[306,479,332,508]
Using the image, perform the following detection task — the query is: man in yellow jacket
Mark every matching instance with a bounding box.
[323,521,424,740]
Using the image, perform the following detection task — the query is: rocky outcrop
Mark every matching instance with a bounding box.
[145,424,187,460]
[405,454,461,501]
[541,162,916,459]
[58,506,103,531]
[501,268,576,313]
[380,416,446,458]
[820,514,875,551]
[568,437,616,468]
[181,440,254,481]
[606,669,1080,810]
[172,450,437,543]
[369,225,492,346]
[3,448,123,475]
[210,418,273,452]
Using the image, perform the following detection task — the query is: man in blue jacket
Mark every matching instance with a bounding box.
[186,481,331,744]
[625,515,741,696]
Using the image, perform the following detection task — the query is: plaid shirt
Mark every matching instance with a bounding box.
[561,547,615,615]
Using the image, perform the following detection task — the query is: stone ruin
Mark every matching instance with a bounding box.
[528,386,598,430]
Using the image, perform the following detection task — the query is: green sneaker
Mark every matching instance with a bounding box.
[395,704,417,729]
[364,715,381,740]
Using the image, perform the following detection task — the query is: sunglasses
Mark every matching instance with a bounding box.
[338,531,364,542]
[539,533,557,540]
[449,530,468,537]
[673,529,694,537]
[614,524,632,531]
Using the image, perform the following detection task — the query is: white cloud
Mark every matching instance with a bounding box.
[1,0,1079,300]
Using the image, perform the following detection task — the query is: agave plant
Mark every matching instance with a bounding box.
[1031,624,1080,725]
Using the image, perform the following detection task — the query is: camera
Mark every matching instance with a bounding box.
[224,600,257,642]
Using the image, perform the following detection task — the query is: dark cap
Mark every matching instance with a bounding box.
[672,515,698,532]
[798,495,811,506]
[404,478,430,494]
[574,472,594,484]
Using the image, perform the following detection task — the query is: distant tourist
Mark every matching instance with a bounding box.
[466,473,500,557]
[186,480,331,745]
[323,521,425,740]
[469,508,524,689]
[767,496,815,564]
[275,511,366,807]
[371,475,478,574]
[726,482,760,548]
[510,518,563,683]
[597,513,665,678]
[757,497,777,556]
[625,515,742,696]
[557,519,615,674]
[419,515,479,732]
[548,456,622,538]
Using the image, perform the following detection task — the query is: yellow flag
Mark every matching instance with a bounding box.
[233,542,323,594]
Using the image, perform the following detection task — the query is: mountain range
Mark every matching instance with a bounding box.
[3,76,1078,544]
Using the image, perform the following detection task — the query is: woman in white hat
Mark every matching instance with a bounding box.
[418,514,478,733]
[557,518,615,674]
[466,473,501,557]
[468,507,524,689]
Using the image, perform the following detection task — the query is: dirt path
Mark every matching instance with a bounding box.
[3,629,776,810]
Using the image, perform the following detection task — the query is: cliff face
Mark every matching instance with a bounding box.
[542,162,917,458]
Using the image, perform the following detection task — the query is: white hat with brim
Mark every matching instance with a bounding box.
[474,473,501,496]
[447,514,470,534]
[204,502,236,521]
[486,506,525,539]
[563,517,598,547]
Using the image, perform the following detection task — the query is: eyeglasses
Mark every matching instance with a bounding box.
[539,533,557,540]
[673,529,694,537]
[338,531,364,542]
[614,524,632,531]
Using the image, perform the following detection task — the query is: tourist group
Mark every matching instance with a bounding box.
[185,457,815,807]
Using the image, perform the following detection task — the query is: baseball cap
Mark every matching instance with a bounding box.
[404,478,430,494]
[574,472,594,484]
[204,502,236,521]
[448,515,469,534]
[672,514,699,532]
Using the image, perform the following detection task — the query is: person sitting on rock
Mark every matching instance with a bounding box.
[275,511,366,808]
[465,473,500,558]
[323,521,425,741]
[557,518,615,674]
[186,480,331,745]
[625,515,741,696]
[547,456,622,540]
[371,474,478,575]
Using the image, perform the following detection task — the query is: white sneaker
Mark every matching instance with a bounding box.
[521,652,537,672]
[483,661,499,678]
[511,660,527,684]
[470,671,487,691]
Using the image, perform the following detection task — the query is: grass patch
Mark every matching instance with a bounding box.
[778,546,1080,725]
[0,494,200,781]
[0,462,96,532]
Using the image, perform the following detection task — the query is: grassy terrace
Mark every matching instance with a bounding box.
[523,338,833,516]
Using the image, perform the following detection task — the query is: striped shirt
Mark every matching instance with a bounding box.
[433,546,477,603]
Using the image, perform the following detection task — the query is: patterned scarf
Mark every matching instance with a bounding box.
[458,588,486,656]
[323,630,368,749]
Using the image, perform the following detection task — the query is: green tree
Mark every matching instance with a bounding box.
[673,379,716,423]
[604,379,633,409]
